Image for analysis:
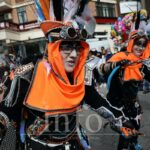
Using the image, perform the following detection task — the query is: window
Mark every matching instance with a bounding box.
[15,0,24,3]
[96,2,116,17]
[0,14,5,22]
[17,7,27,24]
[25,42,42,58]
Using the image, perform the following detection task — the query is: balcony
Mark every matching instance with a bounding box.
[0,21,44,42]
[0,21,40,31]
[0,22,18,31]
[0,0,12,12]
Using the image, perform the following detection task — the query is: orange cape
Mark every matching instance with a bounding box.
[24,40,89,115]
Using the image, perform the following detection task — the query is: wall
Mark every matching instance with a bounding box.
[25,3,36,22]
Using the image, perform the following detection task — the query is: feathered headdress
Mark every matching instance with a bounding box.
[34,0,96,40]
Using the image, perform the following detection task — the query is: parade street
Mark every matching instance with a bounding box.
[1,0,150,150]
[79,92,150,150]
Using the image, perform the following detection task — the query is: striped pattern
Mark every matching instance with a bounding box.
[34,0,45,22]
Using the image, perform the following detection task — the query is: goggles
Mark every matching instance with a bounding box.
[134,38,148,49]
[49,27,88,41]
[130,30,148,40]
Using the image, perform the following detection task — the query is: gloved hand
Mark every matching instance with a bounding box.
[120,127,144,139]
[110,120,144,139]
[116,59,130,67]
[121,120,144,139]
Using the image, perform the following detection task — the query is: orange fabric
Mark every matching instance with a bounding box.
[40,21,64,36]
[9,70,14,80]
[121,127,130,137]
[40,0,50,20]
[127,39,134,52]
[108,52,143,81]
[127,40,150,59]
[121,127,137,138]
[24,40,89,115]
[142,42,150,58]
[127,30,150,57]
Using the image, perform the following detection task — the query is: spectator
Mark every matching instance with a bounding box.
[105,48,113,61]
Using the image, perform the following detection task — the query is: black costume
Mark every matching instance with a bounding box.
[0,54,125,150]
[99,56,150,150]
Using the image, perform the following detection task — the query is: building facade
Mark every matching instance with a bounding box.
[0,0,45,58]
[89,0,118,51]
[117,0,149,15]
[142,0,150,15]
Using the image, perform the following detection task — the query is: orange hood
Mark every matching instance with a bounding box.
[24,40,89,115]
[127,40,150,59]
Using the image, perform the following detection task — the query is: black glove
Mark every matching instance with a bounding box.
[116,59,130,67]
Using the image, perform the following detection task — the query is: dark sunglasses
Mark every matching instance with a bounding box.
[134,38,148,48]
[60,44,84,55]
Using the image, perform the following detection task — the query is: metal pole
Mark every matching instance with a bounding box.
[116,0,120,16]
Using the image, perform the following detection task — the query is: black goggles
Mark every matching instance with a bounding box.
[131,30,148,40]
[134,38,148,48]
[49,27,88,41]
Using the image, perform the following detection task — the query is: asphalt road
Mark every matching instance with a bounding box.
[79,91,150,150]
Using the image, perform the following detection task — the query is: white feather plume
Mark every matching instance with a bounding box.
[63,0,81,23]
[48,0,96,35]
[75,5,96,35]
[49,0,56,21]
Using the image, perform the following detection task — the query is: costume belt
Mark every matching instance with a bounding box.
[26,113,77,144]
